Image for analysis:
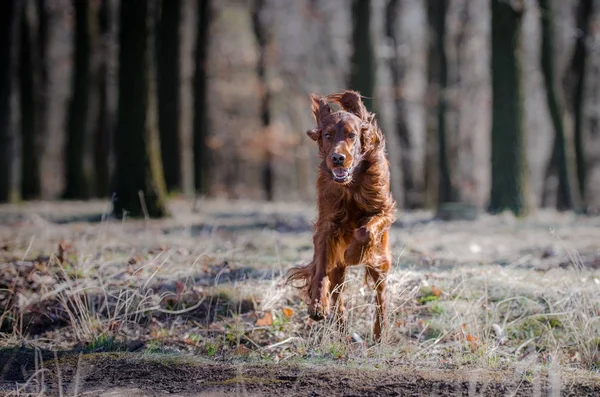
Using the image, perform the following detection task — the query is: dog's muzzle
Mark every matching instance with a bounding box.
[331,167,352,183]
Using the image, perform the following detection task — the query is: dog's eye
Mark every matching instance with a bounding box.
[348,133,356,139]
[324,132,332,140]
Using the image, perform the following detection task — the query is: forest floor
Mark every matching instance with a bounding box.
[1,199,600,396]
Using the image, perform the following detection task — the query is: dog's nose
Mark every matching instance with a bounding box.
[331,153,345,166]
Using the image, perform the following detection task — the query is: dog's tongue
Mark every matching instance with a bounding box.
[332,168,349,178]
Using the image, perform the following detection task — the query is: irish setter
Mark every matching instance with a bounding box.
[287,90,397,341]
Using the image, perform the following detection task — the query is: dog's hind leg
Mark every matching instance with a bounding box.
[365,232,392,342]
[366,261,389,342]
[328,265,347,329]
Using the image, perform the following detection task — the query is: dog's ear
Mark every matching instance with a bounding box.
[306,129,320,141]
[360,113,382,153]
[327,90,368,121]
[310,94,331,127]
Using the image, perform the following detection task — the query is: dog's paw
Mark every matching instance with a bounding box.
[308,276,330,321]
[308,298,329,321]
[344,227,371,265]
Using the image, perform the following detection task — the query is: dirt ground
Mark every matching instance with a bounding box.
[1,199,600,396]
[1,349,600,396]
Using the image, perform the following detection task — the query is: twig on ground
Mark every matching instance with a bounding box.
[263,337,301,350]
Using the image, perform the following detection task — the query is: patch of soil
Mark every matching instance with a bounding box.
[1,350,599,396]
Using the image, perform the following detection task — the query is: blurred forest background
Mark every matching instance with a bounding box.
[0,0,599,218]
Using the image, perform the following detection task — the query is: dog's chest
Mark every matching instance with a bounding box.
[331,194,368,228]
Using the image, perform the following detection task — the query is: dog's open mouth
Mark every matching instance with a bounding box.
[331,167,352,183]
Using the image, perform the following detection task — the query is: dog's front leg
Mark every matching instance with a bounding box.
[344,213,394,265]
[343,227,371,265]
[308,223,342,321]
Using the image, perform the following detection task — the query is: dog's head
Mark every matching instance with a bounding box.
[306,90,382,184]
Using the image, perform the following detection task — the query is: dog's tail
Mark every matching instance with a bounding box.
[285,261,317,298]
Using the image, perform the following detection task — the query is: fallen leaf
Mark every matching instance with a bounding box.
[233,345,251,356]
[57,240,72,262]
[151,246,167,254]
[209,322,225,331]
[568,351,581,363]
[175,281,185,300]
[109,320,120,331]
[128,255,144,265]
[256,312,273,326]
[34,262,49,273]
[431,285,442,297]
[282,307,293,318]
[466,333,479,352]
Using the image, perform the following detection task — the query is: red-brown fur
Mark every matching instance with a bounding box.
[287,90,397,341]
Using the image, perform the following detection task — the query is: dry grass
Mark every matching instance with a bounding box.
[1,198,600,394]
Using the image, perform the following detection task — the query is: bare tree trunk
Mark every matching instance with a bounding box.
[157,0,182,192]
[376,0,428,209]
[349,0,375,112]
[565,0,593,209]
[432,0,453,205]
[35,0,50,198]
[0,0,20,203]
[445,1,491,209]
[382,0,407,208]
[113,0,168,218]
[19,0,42,200]
[179,0,197,198]
[427,0,459,207]
[538,0,579,211]
[64,0,94,199]
[489,0,528,215]
[93,0,115,198]
[251,0,273,201]
[193,0,211,195]
[0,0,17,153]
[581,0,600,213]
[424,2,439,209]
